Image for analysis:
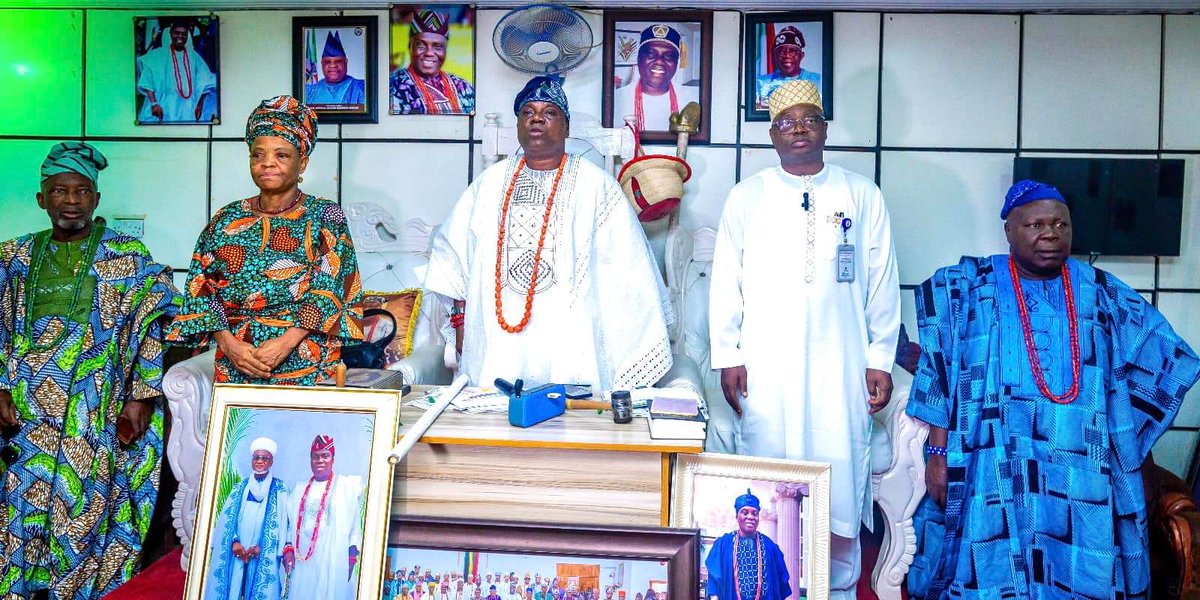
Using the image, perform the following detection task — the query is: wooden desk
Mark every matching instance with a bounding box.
[392,386,703,527]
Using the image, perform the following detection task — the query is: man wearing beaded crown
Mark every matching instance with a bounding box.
[905,181,1200,599]
[389,9,476,115]
[0,142,180,598]
[282,434,365,600]
[704,490,790,600]
[707,79,900,600]
[425,74,673,391]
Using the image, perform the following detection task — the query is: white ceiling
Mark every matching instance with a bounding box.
[4,0,1199,11]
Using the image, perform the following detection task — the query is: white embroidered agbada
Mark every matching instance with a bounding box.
[136,29,217,123]
[708,163,901,538]
[285,474,363,600]
[425,155,673,390]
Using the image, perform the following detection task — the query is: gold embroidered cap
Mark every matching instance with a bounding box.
[767,80,823,121]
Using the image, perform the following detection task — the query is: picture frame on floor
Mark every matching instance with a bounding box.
[184,384,401,600]
[382,516,700,600]
[293,15,380,124]
[671,452,832,600]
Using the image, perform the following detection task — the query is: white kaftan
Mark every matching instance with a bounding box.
[135,32,217,123]
[708,164,901,538]
[285,474,364,600]
[425,155,673,391]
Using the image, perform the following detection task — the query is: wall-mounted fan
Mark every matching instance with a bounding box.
[492,3,594,74]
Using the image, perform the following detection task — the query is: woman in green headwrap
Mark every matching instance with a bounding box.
[167,95,364,386]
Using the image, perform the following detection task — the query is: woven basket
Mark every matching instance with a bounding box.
[617,124,692,224]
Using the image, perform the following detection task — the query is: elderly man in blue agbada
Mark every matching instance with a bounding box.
[0,142,181,599]
[906,180,1200,599]
[704,489,791,600]
[305,30,366,106]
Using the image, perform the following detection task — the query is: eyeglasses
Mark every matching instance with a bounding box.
[772,115,826,133]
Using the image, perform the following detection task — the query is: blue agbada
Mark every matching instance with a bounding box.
[906,255,1200,600]
[706,531,791,600]
[207,476,291,600]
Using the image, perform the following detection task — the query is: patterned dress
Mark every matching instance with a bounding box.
[167,196,363,386]
[0,227,180,599]
[906,256,1200,600]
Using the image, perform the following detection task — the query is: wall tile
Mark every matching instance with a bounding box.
[1158,292,1200,428]
[0,9,82,137]
[1159,155,1200,289]
[342,141,469,228]
[1154,429,1198,480]
[1163,16,1200,151]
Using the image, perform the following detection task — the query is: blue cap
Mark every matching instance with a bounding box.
[322,31,347,58]
[639,24,681,53]
[734,488,760,511]
[1001,179,1066,220]
[513,74,570,121]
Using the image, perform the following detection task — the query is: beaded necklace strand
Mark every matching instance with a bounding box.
[633,82,678,133]
[23,225,103,352]
[171,49,194,100]
[409,66,462,114]
[1008,257,1081,404]
[732,533,763,600]
[256,189,304,216]
[494,155,567,334]
[294,474,334,562]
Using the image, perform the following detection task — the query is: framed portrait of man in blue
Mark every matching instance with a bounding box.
[743,12,834,122]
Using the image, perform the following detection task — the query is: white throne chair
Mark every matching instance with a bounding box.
[163,203,451,569]
[663,225,929,599]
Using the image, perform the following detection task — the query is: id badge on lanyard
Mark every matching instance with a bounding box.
[837,217,855,283]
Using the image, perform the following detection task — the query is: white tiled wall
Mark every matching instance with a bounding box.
[2,7,1199,477]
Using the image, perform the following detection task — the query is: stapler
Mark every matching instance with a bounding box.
[496,378,567,428]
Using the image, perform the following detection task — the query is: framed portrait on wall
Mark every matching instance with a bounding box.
[603,10,713,144]
[133,15,220,125]
[389,5,476,116]
[183,385,400,600]
[671,452,832,600]
[743,12,834,122]
[293,16,379,124]
[385,516,700,600]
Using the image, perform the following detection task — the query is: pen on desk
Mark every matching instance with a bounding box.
[388,374,469,465]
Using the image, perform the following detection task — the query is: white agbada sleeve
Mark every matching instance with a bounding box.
[708,188,746,370]
[425,180,481,302]
[861,186,901,372]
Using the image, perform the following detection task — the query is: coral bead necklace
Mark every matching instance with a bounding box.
[493,155,567,334]
[1008,256,1080,404]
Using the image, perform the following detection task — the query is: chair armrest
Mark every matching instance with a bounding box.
[655,352,704,399]
[389,343,453,385]
[162,348,216,571]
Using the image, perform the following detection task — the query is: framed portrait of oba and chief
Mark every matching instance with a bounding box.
[603,10,713,144]
[744,12,834,121]
[293,16,380,124]
[183,385,400,600]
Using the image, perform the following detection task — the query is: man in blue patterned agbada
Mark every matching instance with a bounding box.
[906,180,1200,599]
[0,142,181,599]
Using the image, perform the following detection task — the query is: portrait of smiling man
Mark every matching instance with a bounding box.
[389,8,476,115]
[304,30,367,107]
[611,23,701,132]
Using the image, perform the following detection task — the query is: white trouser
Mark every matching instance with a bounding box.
[827,533,862,600]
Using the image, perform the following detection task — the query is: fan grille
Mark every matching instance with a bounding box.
[493,3,594,74]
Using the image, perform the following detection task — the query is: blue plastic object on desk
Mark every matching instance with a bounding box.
[497,378,567,428]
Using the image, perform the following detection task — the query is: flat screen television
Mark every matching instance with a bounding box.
[1012,157,1185,257]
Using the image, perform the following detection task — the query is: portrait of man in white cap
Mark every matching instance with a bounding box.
[207,437,292,600]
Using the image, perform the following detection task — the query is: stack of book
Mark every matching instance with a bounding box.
[645,390,707,441]
[316,368,407,391]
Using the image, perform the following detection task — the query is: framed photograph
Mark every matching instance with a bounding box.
[671,453,832,600]
[603,10,713,144]
[293,16,379,124]
[389,5,476,116]
[384,516,700,600]
[134,15,220,125]
[744,12,834,122]
[184,384,401,600]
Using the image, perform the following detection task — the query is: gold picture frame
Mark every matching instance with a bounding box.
[670,452,832,600]
[184,384,401,600]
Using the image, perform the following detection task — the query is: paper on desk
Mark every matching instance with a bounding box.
[405,386,509,414]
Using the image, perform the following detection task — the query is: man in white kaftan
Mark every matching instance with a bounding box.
[426,74,672,391]
[708,80,900,600]
[283,435,364,600]
[136,20,217,123]
[207,438,291,600]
